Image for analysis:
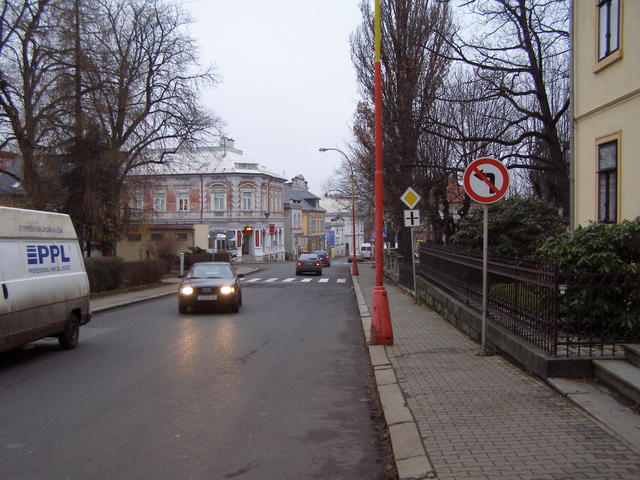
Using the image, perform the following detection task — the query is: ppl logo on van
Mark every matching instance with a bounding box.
[26,245,71,265]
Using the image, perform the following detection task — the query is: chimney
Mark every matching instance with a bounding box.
[219,137,235,149]
[290,175,308,190]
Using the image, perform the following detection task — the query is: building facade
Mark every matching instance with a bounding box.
[283,175,326,255]
[319,194,365,258]
[573,0,640,226]
[119,139,286,262]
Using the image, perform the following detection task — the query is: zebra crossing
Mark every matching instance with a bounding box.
[241,276,347,285]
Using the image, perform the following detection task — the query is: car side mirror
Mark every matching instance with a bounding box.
[238,273,245,278]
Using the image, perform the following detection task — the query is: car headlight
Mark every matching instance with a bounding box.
[220,285,235,295]
[180,286,194,295]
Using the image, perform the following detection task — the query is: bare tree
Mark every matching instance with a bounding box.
[60,0,221,254]
[0,0,69,208]
[350,0,454,253]
[428,0,571,215]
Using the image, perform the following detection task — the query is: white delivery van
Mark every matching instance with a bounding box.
[0,206,91,352]
[360,243,372,260]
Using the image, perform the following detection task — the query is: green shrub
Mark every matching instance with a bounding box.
[537,219,640,273]
[537,219,640,336]
[451,196,566,260]
[85,257,124,293]
[122,260,165,287]
[184,252,213,268]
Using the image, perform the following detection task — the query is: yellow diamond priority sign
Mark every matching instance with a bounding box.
[400,187,421,209]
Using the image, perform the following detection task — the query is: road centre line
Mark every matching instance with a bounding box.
[282,278,296,282]
[337,278,346,283]
[264,278,278,283]
[318,278,329,283]
[300,278,312,283]
[245,277,261,283]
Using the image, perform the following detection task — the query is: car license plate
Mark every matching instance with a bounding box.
[197,294,217,301]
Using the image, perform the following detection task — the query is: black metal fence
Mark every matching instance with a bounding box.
[418,244,640,357]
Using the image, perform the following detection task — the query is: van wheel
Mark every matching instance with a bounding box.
[58,313,80,350]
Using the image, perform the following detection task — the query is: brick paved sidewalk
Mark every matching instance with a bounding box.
[357,266,640,480]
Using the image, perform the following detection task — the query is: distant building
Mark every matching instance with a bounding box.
[573,0,640,226]
[120,138,286,262]
[283,175,326,255]
[319,194,365,258]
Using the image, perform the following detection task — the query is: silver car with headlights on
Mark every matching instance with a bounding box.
[178,262,243,313]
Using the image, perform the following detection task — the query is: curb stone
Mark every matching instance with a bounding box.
[352,273,435,480]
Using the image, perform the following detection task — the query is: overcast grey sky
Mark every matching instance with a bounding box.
[185,0,363,195]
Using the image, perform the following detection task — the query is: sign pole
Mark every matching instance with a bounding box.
[482,204,488,351]
[411,226,417,303]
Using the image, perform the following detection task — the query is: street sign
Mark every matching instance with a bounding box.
[404,209,421,227]
[463,158,509,204]
[400,187,421,209]
[370,234,376,242]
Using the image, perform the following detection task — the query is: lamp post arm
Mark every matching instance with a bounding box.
[318,147,359,275]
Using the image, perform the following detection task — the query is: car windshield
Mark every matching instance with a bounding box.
[299,254,318,261]
[189,264,234,278]
[313,251,327,256]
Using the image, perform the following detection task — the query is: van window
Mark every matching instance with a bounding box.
[361,246,371,251]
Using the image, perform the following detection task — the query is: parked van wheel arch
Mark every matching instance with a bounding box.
[58,312,80,350]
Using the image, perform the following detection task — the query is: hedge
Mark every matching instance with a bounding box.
[84,257,165,293]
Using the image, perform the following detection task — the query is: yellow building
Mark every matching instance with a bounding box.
[573,0,640,226]
[284,175,326,253]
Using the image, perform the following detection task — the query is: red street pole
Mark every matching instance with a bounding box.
[370,0,393,345]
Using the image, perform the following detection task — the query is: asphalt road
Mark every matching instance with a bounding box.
[0,260,384,480]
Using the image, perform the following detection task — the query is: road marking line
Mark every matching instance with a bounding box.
[337,278,346,283]
[245,277,262,283]
[282,278,296,282]
[318,278,329,283]
[264,278,278,283]
[300,278,312,283]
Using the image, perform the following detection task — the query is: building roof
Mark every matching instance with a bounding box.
[283,184,325,213]
[130,141,285,181]
[319,195,353,215]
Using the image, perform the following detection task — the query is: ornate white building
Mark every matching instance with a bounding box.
[119,138,286,262]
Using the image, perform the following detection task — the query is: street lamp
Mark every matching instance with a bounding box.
[318,147,359,276]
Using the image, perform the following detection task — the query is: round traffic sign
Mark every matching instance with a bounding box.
[463,157,509,204]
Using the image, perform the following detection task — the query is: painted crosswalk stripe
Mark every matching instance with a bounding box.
[282,278,296,282]
[337,278,346,283]
[264,278,278,283]
[245,277,262,283]
[318,278,329,283]
[300,278,312,283]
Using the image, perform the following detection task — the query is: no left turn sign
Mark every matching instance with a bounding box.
[463,157,509,204]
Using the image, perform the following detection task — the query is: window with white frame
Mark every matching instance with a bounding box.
[241,189,254,211]
[598,0,620,61]
[132,194,143,211]
[211,186,227,212]
[178,191,189,212]
[154,192,166,212]
[597,139,618,224]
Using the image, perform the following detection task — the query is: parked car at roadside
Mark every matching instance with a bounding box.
[178,262,243,313]
[360,243,372,260]
[347,253,364,263]
[295,254,322,276]
[312,249,331,267]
